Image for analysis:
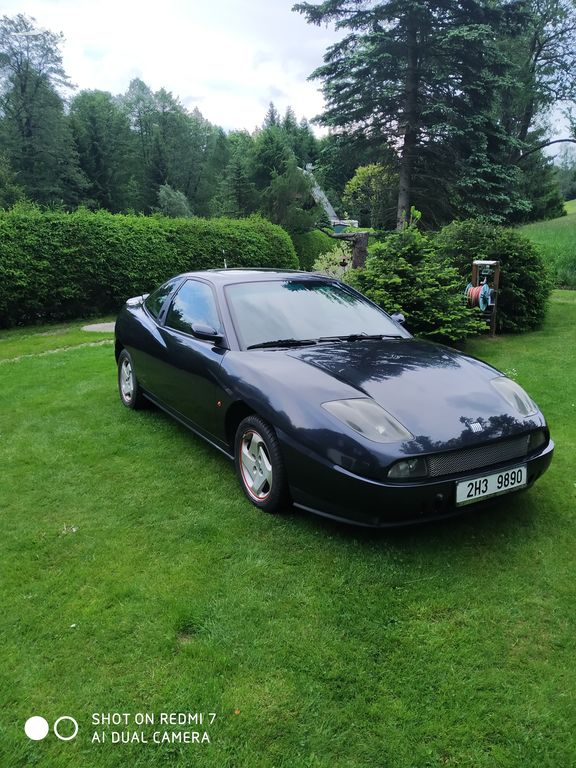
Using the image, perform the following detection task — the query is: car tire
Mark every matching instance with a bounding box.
[234,415,290,513]
[117,349,146,410]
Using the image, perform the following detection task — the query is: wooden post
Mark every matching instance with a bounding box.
[471,260,500,336]
[317,230,369,269]
[351,232,369,268]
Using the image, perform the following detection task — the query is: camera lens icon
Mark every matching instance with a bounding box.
[24,717,49,741]
[24,715,78,741]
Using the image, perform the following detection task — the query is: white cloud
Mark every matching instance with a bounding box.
[2,0,341,131]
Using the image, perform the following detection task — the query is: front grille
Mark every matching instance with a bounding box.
[427,435,530,478]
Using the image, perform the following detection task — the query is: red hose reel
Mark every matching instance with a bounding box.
[464,260,501,335]
[465,282,491,311]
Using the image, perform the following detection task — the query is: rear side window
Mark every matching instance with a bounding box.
[145,279,180,319]
[165,280,221,335]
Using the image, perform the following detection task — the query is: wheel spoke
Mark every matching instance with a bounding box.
[256,448,273,493]
[247,435,259,460]
[241,442,256,487]
[253,473,267,495]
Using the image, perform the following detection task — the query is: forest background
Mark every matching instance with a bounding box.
[2,3,576,238]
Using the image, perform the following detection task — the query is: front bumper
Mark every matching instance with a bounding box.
[280,433,554,527]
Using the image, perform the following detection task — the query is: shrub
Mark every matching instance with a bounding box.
[342,164,397,229]
[290,229,335,270]
[345,225,484,343]
[312,242,353,278]
[435,219,552,333]
[156,184,193,218]
[0,208,297,327]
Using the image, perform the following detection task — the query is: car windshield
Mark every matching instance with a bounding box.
[225,279,407,349]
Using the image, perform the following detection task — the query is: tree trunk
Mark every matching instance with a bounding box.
[396,13,419,230]
[351,232,369,268]
[318,230,369,269]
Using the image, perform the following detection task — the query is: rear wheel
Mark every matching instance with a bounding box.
[234,415,289,513]
[117,349,146,410]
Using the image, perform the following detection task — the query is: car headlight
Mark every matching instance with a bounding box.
[491,377,538,417]
[322,398,413,443]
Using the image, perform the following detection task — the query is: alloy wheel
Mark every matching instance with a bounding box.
[120,358,134,403]
[239,429,273,501]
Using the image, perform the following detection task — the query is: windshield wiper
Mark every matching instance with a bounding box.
[317,333,404,343]
[247,333,404,349]
[247,338,318,350]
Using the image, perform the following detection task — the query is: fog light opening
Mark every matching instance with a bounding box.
[388,457,428,479]
[528,429,547,454]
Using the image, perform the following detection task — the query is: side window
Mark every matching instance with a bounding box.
[165,280,221,335]
[145,279,180,319]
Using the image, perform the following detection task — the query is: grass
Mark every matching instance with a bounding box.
[521,201,576,287]
[1,298,575,767]
[0,316,115,360]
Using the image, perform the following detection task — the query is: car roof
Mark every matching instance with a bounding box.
[175,268,331,286]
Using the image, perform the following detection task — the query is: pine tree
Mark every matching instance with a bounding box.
[263,102,280,128]
[70,90,135,211]
[0,14,86,205]
[294,0,528,227]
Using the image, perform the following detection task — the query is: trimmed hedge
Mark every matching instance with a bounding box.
[290,230,335,270]
[0,208,298,326]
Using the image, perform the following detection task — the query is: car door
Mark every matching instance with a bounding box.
[129,277,183,393]
[153,279,228,441]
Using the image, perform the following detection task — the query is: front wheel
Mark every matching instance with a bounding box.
[117,349,146,410]
[234,416,290,513]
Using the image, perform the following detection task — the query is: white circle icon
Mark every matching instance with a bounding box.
[24,716,49,741]
[53,716,79,741]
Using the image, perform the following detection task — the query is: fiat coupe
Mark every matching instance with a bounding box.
[114,270,553,526]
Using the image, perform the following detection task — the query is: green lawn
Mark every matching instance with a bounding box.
[1,297,575,767]
[0,316,116,360]
[521,202,576,287]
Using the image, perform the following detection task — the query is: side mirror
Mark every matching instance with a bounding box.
[191,323,224,343]
[391,312,406,325]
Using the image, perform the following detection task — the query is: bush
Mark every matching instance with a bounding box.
[0,207,298,327]
[312,242,353,278]
[290,230,335,270]
[345,225,484,343]
[435,219,552,333]
[156,184,193,218]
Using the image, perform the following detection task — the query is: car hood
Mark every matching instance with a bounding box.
[287,338,541,449]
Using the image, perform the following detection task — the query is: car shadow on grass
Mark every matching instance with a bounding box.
[130,400,548,566]
[288,490,543,554]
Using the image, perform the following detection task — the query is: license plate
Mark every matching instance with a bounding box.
[456,465,527,506]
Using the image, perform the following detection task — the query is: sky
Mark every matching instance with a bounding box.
[2,0,342,132]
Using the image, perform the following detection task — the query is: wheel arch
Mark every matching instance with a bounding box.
[225,401,257,453]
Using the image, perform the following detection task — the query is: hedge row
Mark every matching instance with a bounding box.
[290,229,335,270]
[0,208,298,326]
